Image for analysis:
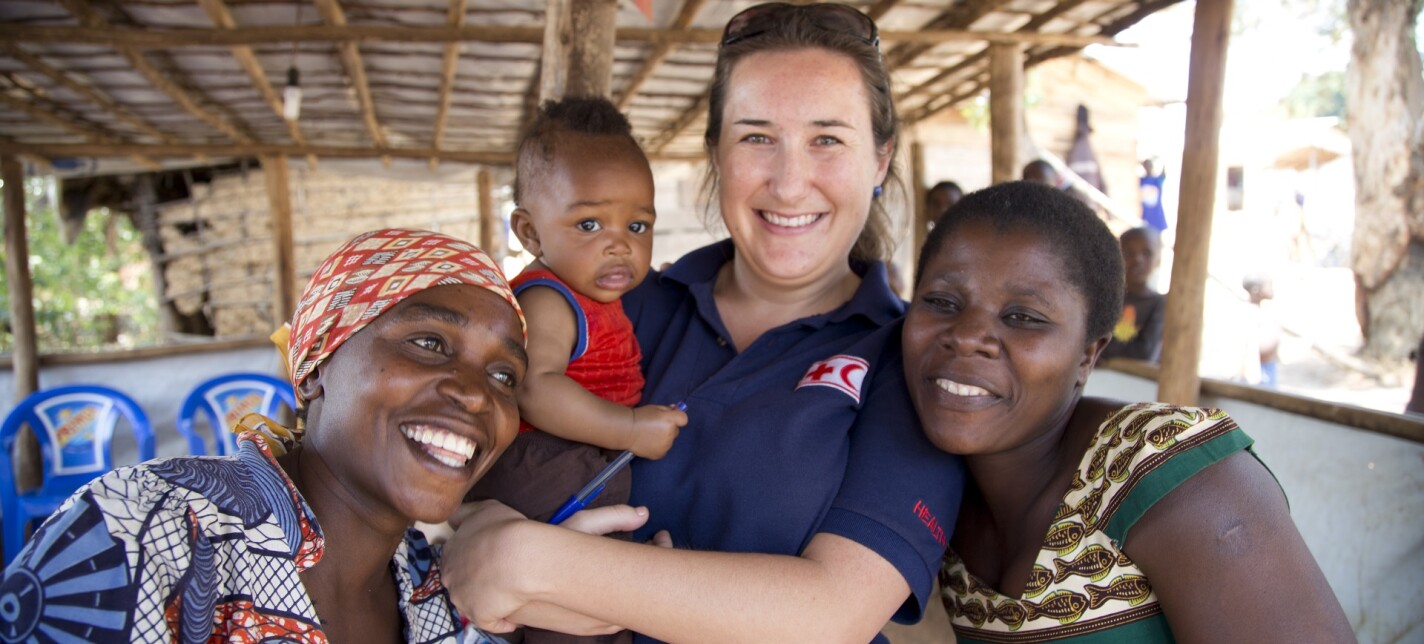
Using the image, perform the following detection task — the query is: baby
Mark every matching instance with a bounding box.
[466,96,686,643]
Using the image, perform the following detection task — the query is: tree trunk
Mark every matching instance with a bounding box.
[1346,0,1424,361]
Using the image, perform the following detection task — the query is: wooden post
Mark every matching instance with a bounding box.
[1158,0,1234,405]
[4,155,41,490]
[262,155,297,326]
[989,42,1024,185]
[910,138,929,273]
[3,157,36,398]
[567,0,617,98]
[539,0,617,101]
[539,0,571,102]
[477,167,498,260]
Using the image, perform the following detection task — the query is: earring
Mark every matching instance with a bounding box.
[873,185,883,198]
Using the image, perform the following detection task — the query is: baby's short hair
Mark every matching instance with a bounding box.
[514,96,643,206]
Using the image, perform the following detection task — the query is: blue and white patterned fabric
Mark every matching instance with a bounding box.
[1,431,500,644]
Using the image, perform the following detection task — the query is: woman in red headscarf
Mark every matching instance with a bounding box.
[0,229,604,643]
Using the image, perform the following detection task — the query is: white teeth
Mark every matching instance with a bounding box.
[761,211,820,228]
[935,379,992,397]
[400,424,477,467]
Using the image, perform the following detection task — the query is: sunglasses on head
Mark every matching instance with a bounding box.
[720,2,880,50]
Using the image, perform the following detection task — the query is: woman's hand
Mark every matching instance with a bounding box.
[442,502,655,633]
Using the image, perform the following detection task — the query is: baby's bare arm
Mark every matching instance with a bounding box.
[516,287,684,457]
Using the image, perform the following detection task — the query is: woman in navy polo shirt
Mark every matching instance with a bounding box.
[441,4,965,642]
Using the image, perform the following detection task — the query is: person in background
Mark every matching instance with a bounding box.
[1102,227,1166,363]
[1407,333,1424,416]
[1243,274,1282,388]
[440,4,965,642]
[1,229,550,642]
[1023,158,1095,210]
[927,180,964,220]
[464,96,687,644]
[905,182,1354,643]
[1139,157,1169,232]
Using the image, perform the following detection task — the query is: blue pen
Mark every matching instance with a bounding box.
[549,402,686,525]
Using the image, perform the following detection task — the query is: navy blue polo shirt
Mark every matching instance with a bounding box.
[623,241,966,638]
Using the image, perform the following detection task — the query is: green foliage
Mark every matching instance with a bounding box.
[1280,71,1348,119]
[0,176,160,354]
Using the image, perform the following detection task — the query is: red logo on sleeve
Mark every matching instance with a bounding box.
[796,355,869,403]
[914,499,949,547]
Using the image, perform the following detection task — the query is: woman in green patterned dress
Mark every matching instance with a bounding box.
[903,181,1354,643]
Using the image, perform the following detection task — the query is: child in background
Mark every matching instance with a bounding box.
[465,96,686,643]
[1102,226,1166,362]
[1243,274,1282,387]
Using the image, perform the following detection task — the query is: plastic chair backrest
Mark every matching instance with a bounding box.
[176,372,296,456]
[1,384,155,564]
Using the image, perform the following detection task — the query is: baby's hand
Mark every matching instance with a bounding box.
[627,404,687,459]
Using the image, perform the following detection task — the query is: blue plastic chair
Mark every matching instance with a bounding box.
[177,372,295,456]
[1,384,155,565]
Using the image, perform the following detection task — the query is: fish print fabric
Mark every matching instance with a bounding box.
[940,403,1257,643]
[1,427,498,643]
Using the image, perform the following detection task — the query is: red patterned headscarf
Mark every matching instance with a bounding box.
[279,228,523,409]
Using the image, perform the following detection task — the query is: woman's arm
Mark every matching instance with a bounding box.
[441,510,909,643]
[1125,450,1355,642]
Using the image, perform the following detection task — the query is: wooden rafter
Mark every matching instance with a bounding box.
[865,0,905,20]
[197,0,316,168]
[884,0,1014,72]
[651,92,709,155]
[0,141,704,164]
[905,78,987,124]
[0,79,160,169]
[431,0,469,164]
[0,42,175,145]
[615,0,707,110]
[895,0,1092,107]
[54,0,255,145]
[1025,0,1183,67]
[313,0,389,151]
[0,24,1118,50]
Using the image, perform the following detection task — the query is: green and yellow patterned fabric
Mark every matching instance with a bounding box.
[940,402,1258,643]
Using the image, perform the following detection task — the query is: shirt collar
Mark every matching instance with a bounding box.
[660,240,904,329]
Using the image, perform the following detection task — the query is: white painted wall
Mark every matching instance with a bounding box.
[1086,369,1424,643]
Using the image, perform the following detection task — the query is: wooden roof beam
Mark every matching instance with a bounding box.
[885,0,1013,72]
[904,78,987,124]
[54,0,256,145]
[431,0,469,168]
[0,141,704,165]
[865,0,905,21]
[0,24,1118,49]
[196,0,316,168]
[650,92,708,155]
[312,0,390,154]
[0,84,160,170]
[0,42,175,146]
[895,0,1090,107]
[1025,0,1184,66]
[615,0,708,110]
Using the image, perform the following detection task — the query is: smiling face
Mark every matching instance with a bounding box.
[715,47,892,288]
[903,220,1108,457]
[300,284,526,524]
[513,133,656,303]
[1120,229,1160,293]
